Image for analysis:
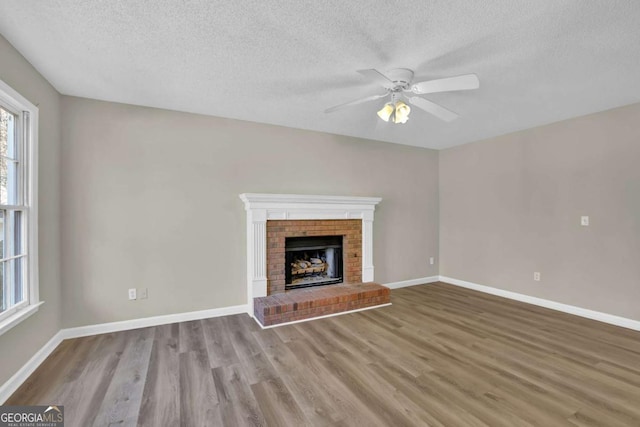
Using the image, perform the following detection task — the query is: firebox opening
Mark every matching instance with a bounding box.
[285,235,343,290]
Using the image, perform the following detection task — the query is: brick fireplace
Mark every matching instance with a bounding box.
[266,219,362,294]
[239,193,386,325]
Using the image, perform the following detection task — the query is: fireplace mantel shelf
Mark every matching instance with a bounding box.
[240,193,382,221]
[240,193,382,317]
[240,193,382,206]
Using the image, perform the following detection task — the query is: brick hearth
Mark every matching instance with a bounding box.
[253,282,390,327]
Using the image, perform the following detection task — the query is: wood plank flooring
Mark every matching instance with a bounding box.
[7,282,640,426]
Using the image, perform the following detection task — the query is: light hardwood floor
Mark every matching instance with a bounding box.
[8,282,640,426]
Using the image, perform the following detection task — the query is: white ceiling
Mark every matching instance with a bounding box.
[1,1,640,149]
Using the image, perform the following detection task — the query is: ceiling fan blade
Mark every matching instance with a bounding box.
[324,93,388,113]
[408,96,459,122]
[357,69,395,87]
[411,74,479,95]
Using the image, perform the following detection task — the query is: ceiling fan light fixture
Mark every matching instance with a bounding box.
[377,103,394,122]
[393,101,411,124]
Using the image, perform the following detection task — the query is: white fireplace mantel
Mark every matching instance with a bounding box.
[239,193,382,315]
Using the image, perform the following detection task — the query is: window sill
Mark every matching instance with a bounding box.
[0,302,44,337]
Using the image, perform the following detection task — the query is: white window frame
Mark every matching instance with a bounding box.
[0,78,41,336]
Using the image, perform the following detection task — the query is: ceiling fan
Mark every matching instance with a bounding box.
[324,68,479,124]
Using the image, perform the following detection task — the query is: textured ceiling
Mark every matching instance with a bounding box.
[1,1,640,149]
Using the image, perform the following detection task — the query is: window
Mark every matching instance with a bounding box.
[0,79,39,335]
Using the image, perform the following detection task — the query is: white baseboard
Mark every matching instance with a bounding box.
[0,331,65,404]
[0,303,248,404]
[61,304,249,339]
[254,302,393,329]
[384,276,439,289]
[439,276,640,332]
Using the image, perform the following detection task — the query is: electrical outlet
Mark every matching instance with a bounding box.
[581,216,589,226]
[533,272,541,282]
[139,288,148,299]
[128,288,137,300]
[429,257,435,265]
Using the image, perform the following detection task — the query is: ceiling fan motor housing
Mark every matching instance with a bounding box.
[384,68,414,90]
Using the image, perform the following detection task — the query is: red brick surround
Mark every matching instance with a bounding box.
[266,219,362,295]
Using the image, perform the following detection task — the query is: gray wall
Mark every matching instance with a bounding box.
[61,96,440,328]
[0,36,62,385]
[440,103,640,321]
